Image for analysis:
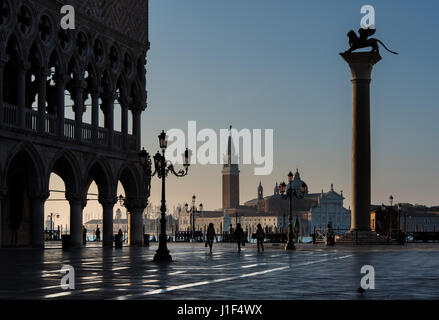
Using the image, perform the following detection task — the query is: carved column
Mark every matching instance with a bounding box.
[17,61,31,128]
[71,80,87,141]
[30,192,49,248]
[55,74,68,137]
[100,197,116,247]
[340,52,381,235]
[37,69,49,133]
[91,87,102,144]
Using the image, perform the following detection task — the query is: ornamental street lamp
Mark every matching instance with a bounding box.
[141,130,190,262]
[279,171,305,251]
[184,195,203,238]
[48,213,60,240]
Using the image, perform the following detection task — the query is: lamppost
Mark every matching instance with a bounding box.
[184,195,203,238]
[279,171,305,251]
[48,213,60,240]
[139,130,190,262]
[389,195,394,239]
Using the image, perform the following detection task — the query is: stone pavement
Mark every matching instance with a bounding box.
[0,242,438,300]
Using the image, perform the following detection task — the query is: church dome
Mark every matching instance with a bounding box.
[288,169,308,195]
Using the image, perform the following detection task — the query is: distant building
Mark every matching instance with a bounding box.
[185,128,351,236]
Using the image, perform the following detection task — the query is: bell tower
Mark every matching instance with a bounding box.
[222,126,240,209]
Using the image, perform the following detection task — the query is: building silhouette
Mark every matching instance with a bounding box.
[0,0,150,247]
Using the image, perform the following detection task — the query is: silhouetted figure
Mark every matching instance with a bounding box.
[82,226,87,245]
[234,224,245,252]
[256,224,265,252]
[206,223,217,253]
[95,226,101,242]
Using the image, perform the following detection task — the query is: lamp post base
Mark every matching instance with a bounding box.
[153,249,173,263]
[284,242,296,251]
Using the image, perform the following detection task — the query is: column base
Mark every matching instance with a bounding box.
[284,242,296,251]
[103,241,113,248]
[153,249,173,263]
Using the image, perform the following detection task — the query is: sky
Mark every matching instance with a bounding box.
[46,0,439,227]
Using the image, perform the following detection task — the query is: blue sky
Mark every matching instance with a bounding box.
[135,0,439,211]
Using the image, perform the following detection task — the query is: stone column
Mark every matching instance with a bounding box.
[37,70,49,133]
[126,201,146,246]
[91,88,101,144]
[68,195,84,247]
[0,189,5,248]
[132,109,141,150]
[55,74,67,137]
[71,80,87,141]
[102,92,116,146]
[340,52,381,234]
[120,98,129,150]
[17,61,31,128]
[0,55,8,125]
[100,198,116,247]
[30,194,48,248]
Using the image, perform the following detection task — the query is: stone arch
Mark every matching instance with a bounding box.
[2,142,47,247]
[116,163,141,200]
[85,157,114,201]
[47,149,82,197]
[2,141,46,192]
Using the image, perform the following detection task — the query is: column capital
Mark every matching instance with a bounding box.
[0,53,9,65]
[101,91,118,101]
[18,60,31,72]
[66,193,87,206]
[0,188,7,198]
[90,86,103,97]
[124,198,147,213]
[54,73,69,85]
[29,191,50,201]
[118,95,132,109]
[36,68,50,77]
[99,196,117,207]
[340,52,381,81]
[70,79,88,90]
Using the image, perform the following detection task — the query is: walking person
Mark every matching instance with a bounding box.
[205,223,218,253]
[82,225,87,245]
[95,226,101,242]
[256,224,265,252]
[234,223,245,252]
